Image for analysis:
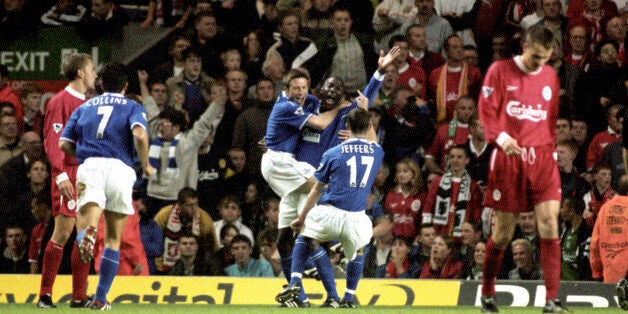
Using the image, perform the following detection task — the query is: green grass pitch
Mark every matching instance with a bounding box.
[0,304,625,313]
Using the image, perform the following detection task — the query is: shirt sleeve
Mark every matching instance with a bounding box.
[478,63,506,146]
[313,151,333,184]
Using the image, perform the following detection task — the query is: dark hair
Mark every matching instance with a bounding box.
[178,231,199,244]
[194,11,216,26]
[524,24,555,49]
[181,46,202,62]
[168,35,191,54]
[258,228,278,244]
[220,223,240,240]
[99,62,128,93]
[448,144,469,157]
[444,34,462,51]
[392,235,413,247]
[419,223,435,233]
[0,101,15,114]
[464,44,478,52]
[594,39,620,57]
[564,197,586,216]
[388,34,407,49]
[231,234,252,247]
[158,107,188,131]
[177,186,198,205]
[62,53,92,81]
[282,68,310,89]
[346,108,371,134]
[28,158,49,174]
[19,82,44,99]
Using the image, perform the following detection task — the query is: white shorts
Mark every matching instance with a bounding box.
[76,157,137,215]
[261,149,315,198]
[278,191,304,229]
[301,205,373,260]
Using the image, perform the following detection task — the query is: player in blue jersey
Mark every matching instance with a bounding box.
[295,46,400,167]
[59,62,154,310]
[267,48,400,307]
[276,107,385,308]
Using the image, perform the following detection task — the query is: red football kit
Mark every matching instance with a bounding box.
[479,56,561,213]
[44,86,84,217]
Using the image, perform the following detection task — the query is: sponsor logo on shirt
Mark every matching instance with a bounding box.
[301,128,320,143]
[482,86,493,98]
[507,85,519,91]
[505,101,547,122]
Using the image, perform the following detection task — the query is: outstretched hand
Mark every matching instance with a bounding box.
[378,46,401,72]
[355,90,368,109]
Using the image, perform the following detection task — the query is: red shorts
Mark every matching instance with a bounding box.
[51,164,79,218]
[484,144,561,212]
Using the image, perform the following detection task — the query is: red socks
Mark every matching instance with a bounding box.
[71,243,91,301]
[39,241,64,297]
[540,238,561,301]
[481,237,506,297]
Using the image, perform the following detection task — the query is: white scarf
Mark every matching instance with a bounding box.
[160,204,201,271]
[433,171,472,237]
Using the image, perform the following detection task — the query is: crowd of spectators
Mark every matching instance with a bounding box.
[0,0,627,282]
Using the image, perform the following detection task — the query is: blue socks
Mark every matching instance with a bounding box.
[95,248,120,303]
[344,254,365,302]
[311,246,339,300]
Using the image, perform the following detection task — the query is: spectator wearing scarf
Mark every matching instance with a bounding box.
[153,187,218,273]
[422,145,483,242]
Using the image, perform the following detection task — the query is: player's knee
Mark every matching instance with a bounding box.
[78,202,99,216]
[300,236,319,250]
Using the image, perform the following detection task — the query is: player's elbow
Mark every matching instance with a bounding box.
[132,126,149,143]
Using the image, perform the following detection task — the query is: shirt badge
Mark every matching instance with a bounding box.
[294,107,304,116]
[53,123,63,133]
[482,86,494,98]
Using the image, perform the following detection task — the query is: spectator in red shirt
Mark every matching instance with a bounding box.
[586,104,623,170]
[384,158,427,238]
[419,233,463,279]
[28,192,52,274]
[423,145,483,242]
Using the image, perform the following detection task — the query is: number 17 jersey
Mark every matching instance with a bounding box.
[315,138,384,212]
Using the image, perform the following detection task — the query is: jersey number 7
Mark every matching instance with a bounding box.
[96,106,114,139]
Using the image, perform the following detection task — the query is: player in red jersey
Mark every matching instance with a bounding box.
[37,53,97,309]
[478,25,568,313]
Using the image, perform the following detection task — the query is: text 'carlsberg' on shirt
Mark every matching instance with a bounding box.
[341,143,375,154]
[85,95,128,106]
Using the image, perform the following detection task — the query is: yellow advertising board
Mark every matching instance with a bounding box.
[0,275,460,306]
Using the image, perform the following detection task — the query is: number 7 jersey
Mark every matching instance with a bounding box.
[315,138,384,212]
[60,92,147,167]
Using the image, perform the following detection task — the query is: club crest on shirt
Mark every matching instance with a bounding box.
[411,200,422,212]
[482,86,493,98]
[294,107,304,116]
[542,86,552,101]
[53,123,63,133]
